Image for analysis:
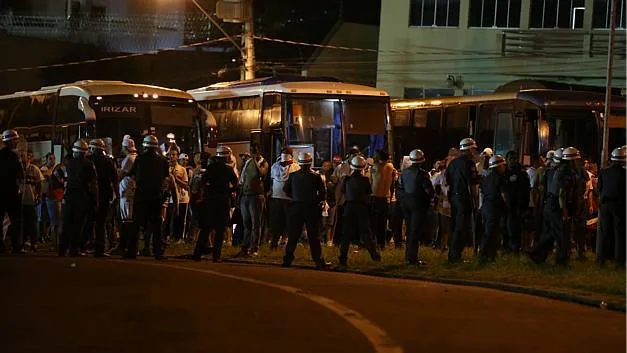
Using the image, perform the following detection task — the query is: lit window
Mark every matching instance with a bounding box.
[592,0,626,29]
[530,0,587,28]
[469,0,522,28]
[409,0,461,27]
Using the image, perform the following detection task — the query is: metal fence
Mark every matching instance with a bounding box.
[0,14,213,52]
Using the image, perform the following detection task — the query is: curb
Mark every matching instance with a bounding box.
[224,258,626,313]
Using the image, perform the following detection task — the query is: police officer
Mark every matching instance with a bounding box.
[445,137,479,263]
[117,135,137,255]
[59,140,98,257]
[0,130,24,254]
[502,150,530,254]
[84,139,118,257]
[192,146,238,262]
[331,146,361,247]
[281,152,329,269]
[597,146,626,268]
[126,135,169,260]
[398,149,434,265]
[479,155,508,263]
[338,155,381,271]
[528,147,574,266]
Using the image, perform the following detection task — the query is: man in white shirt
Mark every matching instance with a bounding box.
[167,149,189,244]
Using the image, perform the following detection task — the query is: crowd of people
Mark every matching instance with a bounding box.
[0,128,625,270]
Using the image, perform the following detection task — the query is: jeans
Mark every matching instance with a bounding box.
[240,194,265,251]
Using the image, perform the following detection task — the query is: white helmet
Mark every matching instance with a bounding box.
[488,155,506,169]
[89,139,106,151]
[459,137,477,151]
[142,135,159,148]
[179,153,189,161]
[350,155,367,170]
[553,148,564,163]
[562,146,580,161]
[409,149,425,164]
[166,133,175,142]
[72,140,88,154]
[545,150,555,160]
[216,145,232,157]
[611,146,626,162]
[298,152,313,165]
[481,147,494,157]
[2,129,19,142]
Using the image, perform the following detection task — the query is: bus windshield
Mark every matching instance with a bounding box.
[546,108,598,161]
[286,96,387,166]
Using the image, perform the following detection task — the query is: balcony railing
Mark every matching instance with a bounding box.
[501,29,626,58]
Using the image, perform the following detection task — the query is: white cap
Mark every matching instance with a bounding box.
[280,153,293,163]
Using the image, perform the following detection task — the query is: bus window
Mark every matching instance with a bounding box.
[391,110,410,127]
[344,99,387,158]
[262,93,282,129]
[608,112,626,148]
[207,97,261,142]
[547,109,598,161]
[494,112,515,155]
[476,104,496,149]
[287,97,342,166]
[444,106,469,156]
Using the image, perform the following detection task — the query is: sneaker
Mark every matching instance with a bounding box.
[251,251,259,257]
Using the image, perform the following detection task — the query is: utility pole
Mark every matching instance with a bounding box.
[601,0,618,168]
[241,0,255,80]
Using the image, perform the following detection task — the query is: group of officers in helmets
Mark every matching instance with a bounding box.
[0,127,625,269]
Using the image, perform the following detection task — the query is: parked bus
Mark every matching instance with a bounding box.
[390,89,626,168]
[0,80,216,160]
[188,76,391,167]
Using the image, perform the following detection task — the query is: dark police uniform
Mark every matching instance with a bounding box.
[0,146,23,253]
[398,164,434,264]
[193,158,238,262]
[529,164,574,265]
[445,154,479,262]
[479,170,507,261]
[597,163,626,267]
[502,164,530,253]
[127,151,169,259]
[282,168,327,267]
[85,153,118,256]
[339,173,381,265]
[59,155,98,256]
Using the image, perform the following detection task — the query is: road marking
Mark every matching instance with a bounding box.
[123,261,404,353]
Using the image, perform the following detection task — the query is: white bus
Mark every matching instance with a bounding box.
[188,76,391,167]
[0,80,216,160]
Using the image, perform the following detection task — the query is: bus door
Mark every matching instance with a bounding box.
[261,93,284,163]
[492,104,519,156]
[443,106,471,158]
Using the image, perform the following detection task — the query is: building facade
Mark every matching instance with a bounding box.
[377,0,626,98]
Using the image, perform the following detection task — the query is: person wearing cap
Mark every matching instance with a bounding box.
[115,135,138,255]
[82,139,118,257]
[0,130,24,254]
[59,140,99,257]
[528,147,576,266]
[166,148,189,245]
[597,146,626,268]
[338,155,381,271]
[236,143,269,257]
[281,152,329,269]
[370,149,395,250]
[126,135,169,260]
[477,148,493,177]
[269,149,300,250]
[501,150,530,254]
[479,155,509,263]
[193,146,238,262]
[445,137,480,263]
[398,149,434,265]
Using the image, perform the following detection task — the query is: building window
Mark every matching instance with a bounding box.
[409,0,461,27]
[469,0,521,28]
[593,0,626,29]
[530,0,586,28]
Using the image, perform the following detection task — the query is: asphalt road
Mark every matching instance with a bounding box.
[1,256,624,353]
